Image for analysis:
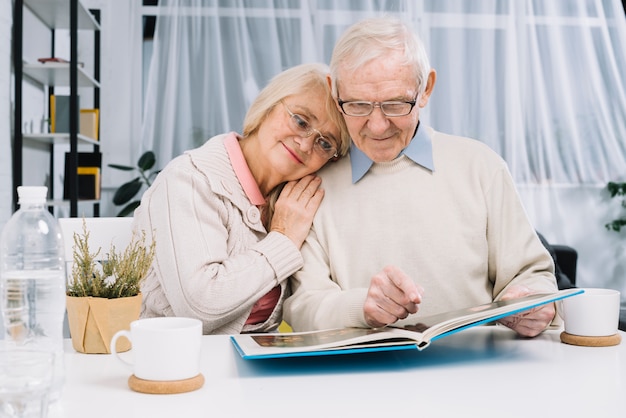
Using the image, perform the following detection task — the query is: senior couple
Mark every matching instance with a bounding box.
[133,17,558,338]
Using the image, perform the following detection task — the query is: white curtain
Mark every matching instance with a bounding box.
[142,0,626,299]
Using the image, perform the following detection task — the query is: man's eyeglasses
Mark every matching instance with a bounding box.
[337,94,418,117]
[283,102,338,159]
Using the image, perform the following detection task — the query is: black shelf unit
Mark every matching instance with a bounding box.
[12,0,101,217]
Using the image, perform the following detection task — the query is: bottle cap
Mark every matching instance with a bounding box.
[17,186,48,205]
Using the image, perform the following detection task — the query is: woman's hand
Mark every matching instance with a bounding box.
[270,175,324,248]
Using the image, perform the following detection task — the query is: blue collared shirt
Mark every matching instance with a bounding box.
[350,124,435,183]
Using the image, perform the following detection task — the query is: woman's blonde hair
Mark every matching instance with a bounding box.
[243,63,349,155]
[242,63,350,229]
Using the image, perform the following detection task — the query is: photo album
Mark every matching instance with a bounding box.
[231,288,583,359]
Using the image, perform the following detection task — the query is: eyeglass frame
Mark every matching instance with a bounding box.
[281,101,339,159]
[336,93,419,117]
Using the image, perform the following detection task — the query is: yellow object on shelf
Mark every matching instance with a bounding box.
[77,166,100,199]
[80,108,99,140]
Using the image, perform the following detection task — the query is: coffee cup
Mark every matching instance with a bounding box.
[111,317,202,381]
[558,288,620,337]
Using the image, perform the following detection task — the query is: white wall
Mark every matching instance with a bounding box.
[0,0,141,228]
[81,0,142,217]
[0,0,13,228]
[0,0,12,339]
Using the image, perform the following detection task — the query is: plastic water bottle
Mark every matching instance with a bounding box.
[0,186,66,402]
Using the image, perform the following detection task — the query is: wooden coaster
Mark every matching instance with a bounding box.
[128,373,205,394]
[560,332,622,347]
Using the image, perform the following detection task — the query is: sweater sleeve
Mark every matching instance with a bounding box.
[284,227,370,331]
[485,163,558,298]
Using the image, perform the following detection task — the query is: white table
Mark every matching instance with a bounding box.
[49,326,625,418]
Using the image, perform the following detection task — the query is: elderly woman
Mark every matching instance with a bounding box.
[133,63,350,334]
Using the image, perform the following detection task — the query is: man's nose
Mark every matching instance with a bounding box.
[366,107,391,133]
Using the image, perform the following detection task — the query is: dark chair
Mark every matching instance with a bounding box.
[536,232,577,289]
[551,244,577,287]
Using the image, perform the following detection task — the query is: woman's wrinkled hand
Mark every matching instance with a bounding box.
[270,175,324,248]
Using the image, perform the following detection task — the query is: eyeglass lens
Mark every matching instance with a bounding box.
[284,103,337,158]
[341,101,414,117]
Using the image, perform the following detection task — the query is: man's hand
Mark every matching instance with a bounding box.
[363,265,423,328]
[497,285,556,337]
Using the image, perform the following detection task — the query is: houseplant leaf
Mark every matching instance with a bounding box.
[113,178,142,205]
[109,150,160,217]
[137,151,156,171]
[117,201,141,218]
[108,164,135,171]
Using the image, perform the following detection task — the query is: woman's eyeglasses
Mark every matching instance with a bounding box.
[282,102,338,159]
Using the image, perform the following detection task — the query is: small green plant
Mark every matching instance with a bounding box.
[605,181,626,233]
[108,151,160,217]
[66,219,156,299]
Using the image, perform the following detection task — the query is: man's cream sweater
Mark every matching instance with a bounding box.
[285,127,557,331]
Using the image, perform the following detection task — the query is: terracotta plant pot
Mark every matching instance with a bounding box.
[66,294,142,354]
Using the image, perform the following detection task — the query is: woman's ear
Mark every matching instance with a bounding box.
[327,75,342,112]
[326,74,333,92]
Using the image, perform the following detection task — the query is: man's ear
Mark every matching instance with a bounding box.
[419,70,437,108]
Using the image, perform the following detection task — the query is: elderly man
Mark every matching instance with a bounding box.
[284,17,558,337]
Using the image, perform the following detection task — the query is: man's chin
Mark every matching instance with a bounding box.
[364,147,401,163]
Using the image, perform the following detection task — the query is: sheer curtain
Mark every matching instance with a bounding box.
[142,0,626,297]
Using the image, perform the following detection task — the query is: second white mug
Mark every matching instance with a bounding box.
[110,317,202,381]
[558,288,620,337]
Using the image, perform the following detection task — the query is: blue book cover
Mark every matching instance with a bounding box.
[231,288,584,360]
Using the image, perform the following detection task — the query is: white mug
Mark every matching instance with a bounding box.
[110,317,202,381]
[558,288,621,337]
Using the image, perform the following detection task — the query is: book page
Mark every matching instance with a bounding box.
[393,289,582,341]
[249,327,414,350]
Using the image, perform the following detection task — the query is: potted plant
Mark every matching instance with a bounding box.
[65,220,155,354]
[109,151,160,217]
[605,181,626,233]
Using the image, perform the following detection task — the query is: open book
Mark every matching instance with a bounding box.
[231,288,583,359]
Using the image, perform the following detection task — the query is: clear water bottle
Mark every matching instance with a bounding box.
[0,186,66,402]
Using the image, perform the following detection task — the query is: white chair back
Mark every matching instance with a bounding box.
[58,217,134,266]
